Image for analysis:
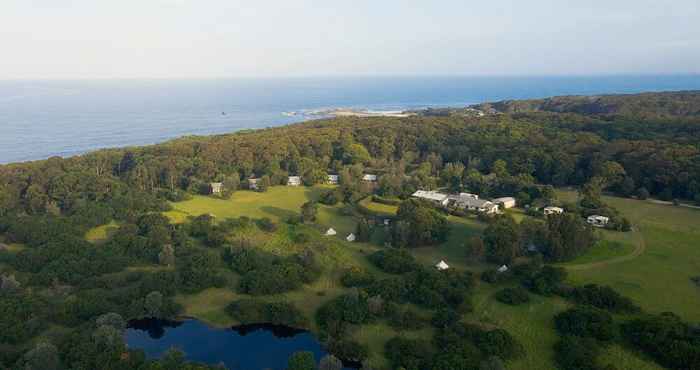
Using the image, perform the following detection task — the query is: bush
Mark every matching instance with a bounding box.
[481,269,512,284]
[522,266,567,296]
[554,335,604,370]
[385,337,434,370]
[431,307,459,328]
[256,217,277,232]
[568,284,640,313]
[622,312,700,370]
[340,267,374,288]
[387,304,425,330]
[368,249,418,274]
[554,306,616,341]
[494,287,530,305]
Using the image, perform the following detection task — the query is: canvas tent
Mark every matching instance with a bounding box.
[346,233,356,242]
[436,260,450,271]
[325,228,337,236]
[497,265,509,273]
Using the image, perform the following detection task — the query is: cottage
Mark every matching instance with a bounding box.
[210,182,224,195]
[287,176,302,186]
[346,233,356,242]
[362,174,378,182]
[325,228,337,236]
[248,178,259,190]
[543,206,564,215]
[435,260,450,271]
[412,190,450,206]
[497,265,509,273]
[453,194,499,214]
[494,197,516,209]
[327,174,339,185]
[587,215,609,227]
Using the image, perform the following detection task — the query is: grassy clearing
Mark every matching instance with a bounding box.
[559,190,700,322]
[84,221,119,243]
[358,197,398,216]
[559,238,636,266]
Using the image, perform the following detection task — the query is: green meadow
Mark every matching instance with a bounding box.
[83,186,700,369]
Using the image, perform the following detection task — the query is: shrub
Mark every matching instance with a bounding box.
[385,337,434,370]
[494,287,530,305]
[554,306,616,341]
[368,249,418,274]
[340,267,374,288]
[256,217,277,232]
[568,284,640,313]
[522,265,567,296]
[554,335,604,370]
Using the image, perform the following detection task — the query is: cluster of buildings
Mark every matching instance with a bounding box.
[411,190,516,214]
[210,173,378,193]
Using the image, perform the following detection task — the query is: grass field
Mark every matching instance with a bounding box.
[85,221,120,243]
[163,186,700,370]
[559,190,700,322]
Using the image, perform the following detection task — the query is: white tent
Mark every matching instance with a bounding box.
[497,265,509,273]
[346,233,356,242]
[325,228,337,236]
[436,260,450,271]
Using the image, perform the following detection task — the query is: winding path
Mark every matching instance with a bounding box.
[564,227,647,271]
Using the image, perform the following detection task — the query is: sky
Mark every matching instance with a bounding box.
[1,0,699,79]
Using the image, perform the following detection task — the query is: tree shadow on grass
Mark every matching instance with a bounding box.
[260,206,298,222]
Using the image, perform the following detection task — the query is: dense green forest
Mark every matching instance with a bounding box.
[1,91,699,369]
[471,90,700,117]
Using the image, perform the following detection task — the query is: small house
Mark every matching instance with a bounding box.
[327,174,339,185]
[210,182,224,195]
[346,233,356,242]
[325,228,337,236]
[436,260,450,271]
[248,178,259,190]
[543,206,564,216]
[288,176,302,186]
[497,265,509,273]
[362,174,377,182]
[453,195,499,214]
[494,197,516,209]
[587,215,609,227]
[412,190,450,206]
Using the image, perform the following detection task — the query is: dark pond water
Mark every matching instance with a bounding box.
[125,318,358,370]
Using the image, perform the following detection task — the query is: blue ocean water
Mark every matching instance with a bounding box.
[1,75,699,164]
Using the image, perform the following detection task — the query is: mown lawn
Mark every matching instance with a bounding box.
[559,190,700,322]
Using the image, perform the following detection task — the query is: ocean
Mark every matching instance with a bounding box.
[1,75,700,164]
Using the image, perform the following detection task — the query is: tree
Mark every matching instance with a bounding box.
[441,162,465,191]
[483,215,520,265]
[465,236,485,260]
[319,354,343,370]
[257,175,271,192]
[287,351,316,370]
[144,291,164,318]
[492,159,509,178]
[223,174,241,195]
[158,244,176,266]
[21,342,61,370]
[301,201,318,223]
[356,218,372,242]
[479,356,506,370]
[392,199,450,247]
[1,274,21,293]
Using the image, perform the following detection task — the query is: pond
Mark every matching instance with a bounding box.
[125,319,359,370]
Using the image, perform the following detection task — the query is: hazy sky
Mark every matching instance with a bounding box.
[1,0,699,79]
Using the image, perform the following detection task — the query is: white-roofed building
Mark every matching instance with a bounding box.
[494,197,516,209]
[436,260,450,271]
[248,178,259,190]
[288,176,302,186]
[544,206,564,215]
[362,174,377,182]
[412,190,450,206]
[327,174,339,185]
[587,215,609,227]
[210,182,224,195]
